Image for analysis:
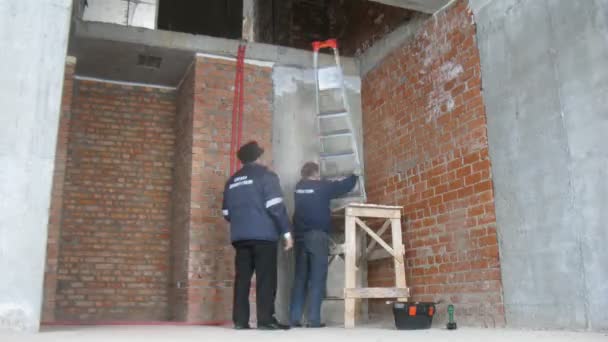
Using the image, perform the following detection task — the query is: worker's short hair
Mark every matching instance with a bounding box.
[301,162,320,179]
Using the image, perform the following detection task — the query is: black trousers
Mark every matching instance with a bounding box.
[233,241,277,326]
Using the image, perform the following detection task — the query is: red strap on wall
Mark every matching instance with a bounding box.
[230,44,247,175]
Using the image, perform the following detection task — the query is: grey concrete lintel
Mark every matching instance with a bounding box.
[72,19,359,74]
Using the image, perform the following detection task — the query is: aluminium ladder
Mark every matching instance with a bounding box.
[312,39,367,203]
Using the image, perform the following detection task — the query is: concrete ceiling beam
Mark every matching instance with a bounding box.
[367,0,452,14]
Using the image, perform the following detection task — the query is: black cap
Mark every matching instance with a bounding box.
[237,141,264,164]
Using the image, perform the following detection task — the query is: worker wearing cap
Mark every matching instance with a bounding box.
[289,162,359,328]
[222,141,293,330]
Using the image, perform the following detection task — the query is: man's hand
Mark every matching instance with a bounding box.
[284,236,294,251]
[353,166,363,177]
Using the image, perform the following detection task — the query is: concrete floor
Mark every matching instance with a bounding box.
[1,326,606,342]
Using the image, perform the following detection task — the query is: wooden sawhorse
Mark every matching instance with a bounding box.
[342,203,410,328]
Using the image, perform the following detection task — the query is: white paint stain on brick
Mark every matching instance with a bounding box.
[427,61,463,122]
[441,61,464,81]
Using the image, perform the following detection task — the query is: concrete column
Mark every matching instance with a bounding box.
[271,66,364,324]
[242,0,256,42]
[0,0,73,332]
[474,0,608,331]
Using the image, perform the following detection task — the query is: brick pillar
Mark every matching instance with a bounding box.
[42,56,76,322]
[171,55,273,323]
[170,62,195,322]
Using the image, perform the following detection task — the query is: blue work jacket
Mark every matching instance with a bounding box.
[222,163,291,242]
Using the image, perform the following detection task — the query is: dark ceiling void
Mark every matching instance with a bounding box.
[157,0,243,39]
[255,0,414,56]
[330,0,415,56]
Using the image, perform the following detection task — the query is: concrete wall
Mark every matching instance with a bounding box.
[271,65,363,324]
[272,67,364,213]
[475,0,608,331]
[0,0,72,332]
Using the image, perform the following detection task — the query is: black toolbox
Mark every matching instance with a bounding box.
[392,302,436,330]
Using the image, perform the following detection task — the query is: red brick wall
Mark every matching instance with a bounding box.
[44,54,274,324]
[55,80,176,321]
[362,0,504,327]
[170,56,274,323]
[42,58,76,322]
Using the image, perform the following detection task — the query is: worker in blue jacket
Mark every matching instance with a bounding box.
[289,161,359,328]
[222,141,293,330]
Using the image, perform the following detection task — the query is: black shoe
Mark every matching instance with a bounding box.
[257,322,291,330]
[306,323,326,328]
[290,322,303,328]
[234,323,251,330]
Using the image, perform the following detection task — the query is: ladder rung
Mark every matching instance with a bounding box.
[321,129,352,138]
[320,151,355,159]
[318,110,348,119]
[335,194,365,201]
[323,172,354,179]
[318,86,343,92]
